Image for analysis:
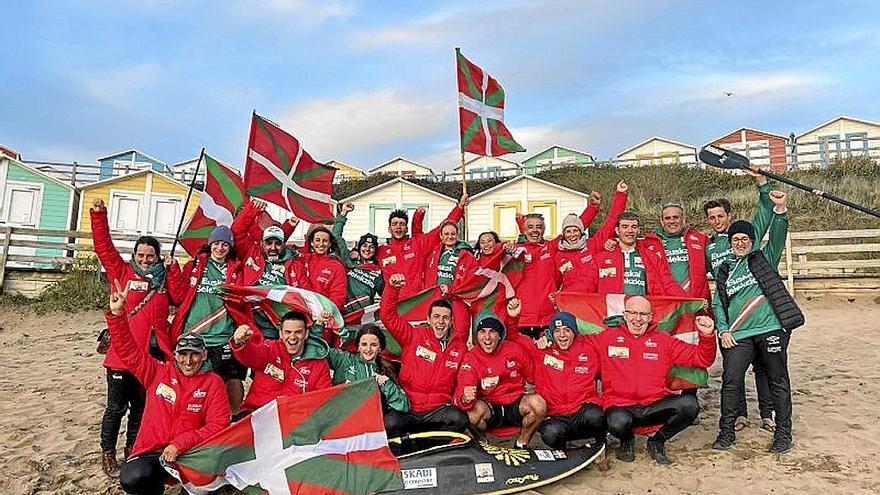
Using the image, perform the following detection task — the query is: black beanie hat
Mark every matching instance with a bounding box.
[357,233,379,254]
[474,316,506,341]
[727,220,755,241]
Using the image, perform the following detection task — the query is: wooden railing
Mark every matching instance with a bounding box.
[1,226,877,297]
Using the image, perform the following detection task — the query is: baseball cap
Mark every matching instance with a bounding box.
[263,225,285,242]
[175,333,207,353]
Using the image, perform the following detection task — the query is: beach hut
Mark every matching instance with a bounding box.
[466,175,590,242]
[452,156,520,181]
[794,116,880,169]
[0,154,75,262]
[521,145,595,175]
[97,149,169,180]
[615,137,698,167]
[77,170,201,251]
[337,177,456,238]
[707,127,789,173]
[368,157,434,178]
[326,160,366,183]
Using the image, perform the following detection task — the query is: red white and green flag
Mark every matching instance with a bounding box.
[449,246,525,325]
[167,379,403,495]
[178,153,246,257]
[221,284,347,339]
[456,48,525,157]
[244,113,336,223]
[554,292,709,390]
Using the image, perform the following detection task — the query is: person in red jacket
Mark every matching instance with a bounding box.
[376,194,468,298]
[380,274,470,437]
[229,312,332,419]
[593,296,716,465]
[511,311,604,450]
[167,226,245,414]
[575,212,688,297]
[107,282,230,495]
[642,201,711,304]
[454,305,546,449]
[300,226,347,346]
[90,198,180,477]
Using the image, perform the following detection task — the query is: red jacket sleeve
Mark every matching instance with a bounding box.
[644,245,689,297]
[231,202,261,261]
[579,203,599,230]
[328,261,348,311]
[411,208,425,237]
[281,218,296,241]
[453,355,479,411]
[165,261,187,306]
[310,361,333,391]
[170,377,231,452]
[106,311,160,386]
[570,258,599,293]
[379,284,414,347]
[590,190,628,250]
[90,208,127,281]
[670,331,717,369]
[415,205,463,256]
[230,338,272,370]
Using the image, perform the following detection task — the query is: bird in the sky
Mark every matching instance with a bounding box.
[724,92,734,97]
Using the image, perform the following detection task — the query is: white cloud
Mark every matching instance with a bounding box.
[77,62,162,109]
[278,89,452,159]
[227,0,353,26]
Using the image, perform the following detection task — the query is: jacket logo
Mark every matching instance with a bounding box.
[506,360,516,369]
[445,360,459,369]
[543,354,564,371]
[192,389,206,398]
[382,256,396,266]
[574,365,590,374]
[608,346,629,359]
[156,383,176,404]
[480,375,499,389]
[128,280,149,292]
[599,267,616,278]
[643,352,659,360]
[645,340,658,348]
[577,354,589,362]
[415,345,437,363]
[264,364,285,381]
[186,403,202,413]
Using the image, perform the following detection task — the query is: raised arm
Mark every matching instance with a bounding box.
[749,170,775,243]
[229,325,272,369]
[379,275,414,347]
[106,282,160,385]
[579,191,601,229]
[670,315,717,368]
[333,203,356,269]
[230,200,262,260]
[590,181,629,248]
[90,199,127,279]
[763,191,790,268]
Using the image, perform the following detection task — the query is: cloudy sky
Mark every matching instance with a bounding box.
[3,0,879,171]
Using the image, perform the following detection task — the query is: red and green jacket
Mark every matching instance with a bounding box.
[106,312,230,458]
[574,240,689,297]
[643,228,710,305]
[169,253,243,341]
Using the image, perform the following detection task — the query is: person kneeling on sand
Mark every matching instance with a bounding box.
[454,300,547,449]
[106,281,230,495]
[593,296,716,465]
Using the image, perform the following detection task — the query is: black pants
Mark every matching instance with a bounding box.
[384,404,470,438]
[606,394,699,443]
[100,369,146,452]
[540,403,605,450]
[738,359,774,420]
[720,330,792,436]
[119,453,166,495]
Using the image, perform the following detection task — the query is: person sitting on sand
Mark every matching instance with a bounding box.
[106,281,230,495]
[593,296,716,465]
[454,299,547,449]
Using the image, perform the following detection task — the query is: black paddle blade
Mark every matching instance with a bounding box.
[699,145,750,170]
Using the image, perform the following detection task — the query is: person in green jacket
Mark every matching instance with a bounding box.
[712,190,799,454]
[320,320,411,419]
[332,203,385,320]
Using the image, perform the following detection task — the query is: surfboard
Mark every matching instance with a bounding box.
[383,432,604,495]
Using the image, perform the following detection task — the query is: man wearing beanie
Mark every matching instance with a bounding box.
[168,224,246,414]
[713,191,803,454]
[510,311,604,450]
[332,203,385,324]
[229,200,308,339]
[593,296,717,465]
[555,183,629,291]
[703,169,778,433]
[514,181,629,338]
[455,299,547,449]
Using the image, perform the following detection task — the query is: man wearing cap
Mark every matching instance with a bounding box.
[168,224,245,414]
[454,300,546,449]
[107,281,230,495]
[713,191,802,454]
[555,185,628,291]
[380,274,470,436]
[229,311,332,420]
[511,312,604,450]
[230,199,308,339]
[332,203,385,322]
[576,211,688,297]
[703,169,777,432]
[593,296,716,465]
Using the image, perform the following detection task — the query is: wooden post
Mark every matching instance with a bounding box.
[460,150,468,241]
[67,161,81,259]
[785,231,795,298]
[0,227,12,293]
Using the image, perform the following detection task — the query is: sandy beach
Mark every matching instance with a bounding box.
[2,296,878,495]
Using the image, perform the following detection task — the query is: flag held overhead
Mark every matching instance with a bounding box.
[178,153,246,257]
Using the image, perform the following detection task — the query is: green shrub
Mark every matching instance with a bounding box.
[0,257,108,315]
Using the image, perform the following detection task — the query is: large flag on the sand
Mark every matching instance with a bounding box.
[221,284,345,335]
[178,153,246,257]
[554,292,709,390]
[168,379,403,495]
[244,113,336,223]
[456,48,525,157]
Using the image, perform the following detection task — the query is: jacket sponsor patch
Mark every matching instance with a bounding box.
[128,280,149,292]
[381,256,396,266]
[156,383,176,404]
[559,260,573,273]
[574,365,590,374]
[599,267,617,278]
[415,345,437,363]
[480,375,500,389]
[643,352,659,360]
[543,354,565,371]
[186,403,202,413]
[264,363,285,381]
[608,346,630,358]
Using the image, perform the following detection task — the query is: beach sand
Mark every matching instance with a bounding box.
[1,296,878,495]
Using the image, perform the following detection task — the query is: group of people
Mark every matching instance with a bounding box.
[93,167,803,495]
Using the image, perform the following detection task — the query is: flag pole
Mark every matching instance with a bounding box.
[169,146,205,258]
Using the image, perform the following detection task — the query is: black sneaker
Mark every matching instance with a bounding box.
[646,437,671,465]
[712,432,736,450]
[617,438,635,462]
[768,435,792,454]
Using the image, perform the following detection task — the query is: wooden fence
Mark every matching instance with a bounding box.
[0,226,877,298]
